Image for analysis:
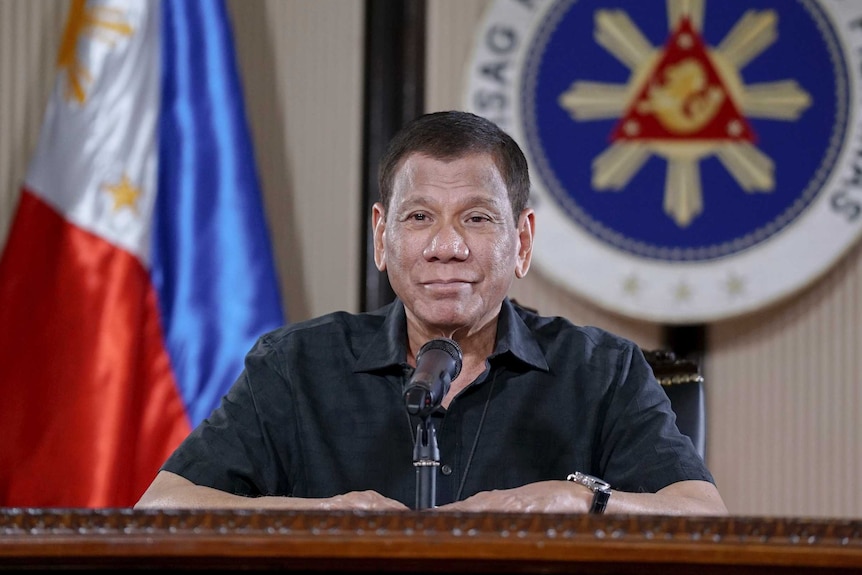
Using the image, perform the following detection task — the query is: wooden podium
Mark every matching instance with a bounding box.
[1,508,861,573]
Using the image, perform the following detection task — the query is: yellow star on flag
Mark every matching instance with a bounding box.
[104,174,140,213]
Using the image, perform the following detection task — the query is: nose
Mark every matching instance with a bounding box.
[423,223,470,262]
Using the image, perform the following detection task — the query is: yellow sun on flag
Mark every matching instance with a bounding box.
[104,174,141,213]
[56,0,134,104]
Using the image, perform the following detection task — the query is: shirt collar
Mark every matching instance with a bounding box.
[353,300,409,373]
[353,297,549,373]
[491,298,549,371]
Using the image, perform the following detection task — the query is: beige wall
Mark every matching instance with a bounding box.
[1,0,860,518]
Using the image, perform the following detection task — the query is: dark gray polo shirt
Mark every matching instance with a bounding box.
[162,298,714,507]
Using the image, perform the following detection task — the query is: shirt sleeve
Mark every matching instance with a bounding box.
[160,333,295,497]
[597,342,715,493]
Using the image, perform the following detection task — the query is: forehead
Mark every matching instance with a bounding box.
[394,152,504,197]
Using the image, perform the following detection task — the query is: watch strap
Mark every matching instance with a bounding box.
[590,486,611,514]
[567,472,611,514]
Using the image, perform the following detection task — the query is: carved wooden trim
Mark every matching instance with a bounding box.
[644,348,705,386]
[1,509,860,572]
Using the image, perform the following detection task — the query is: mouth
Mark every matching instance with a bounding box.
[422,279,473,286]
[421,279,472,292]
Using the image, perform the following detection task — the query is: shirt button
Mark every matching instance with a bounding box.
[441,464,453,475]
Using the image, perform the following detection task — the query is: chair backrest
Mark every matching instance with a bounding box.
[642,349,706,459]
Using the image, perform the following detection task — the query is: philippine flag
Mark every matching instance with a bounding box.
[0,0,285,507]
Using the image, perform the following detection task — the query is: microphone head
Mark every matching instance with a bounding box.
[403,338,464,416]
[417,337,463,380]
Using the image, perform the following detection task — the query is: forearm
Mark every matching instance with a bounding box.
[135,484,310,510]
[605,481,728,515]
[435,479,728,515]
[134,471,409,511]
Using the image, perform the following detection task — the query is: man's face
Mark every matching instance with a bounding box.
[372,152,533,337]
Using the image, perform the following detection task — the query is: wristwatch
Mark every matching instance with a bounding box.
[567,471,611,514]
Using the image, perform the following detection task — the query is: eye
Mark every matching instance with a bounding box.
[400,211,431,224]
[467,213,493,223]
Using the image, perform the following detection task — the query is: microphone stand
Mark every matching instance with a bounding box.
[404,337,463,510]
[413,414,439,510]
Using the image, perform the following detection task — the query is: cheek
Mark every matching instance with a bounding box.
[486,236,520,274]
[386,241,403,266]
[384,229,415,266]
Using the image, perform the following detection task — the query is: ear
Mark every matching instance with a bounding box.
[372,202,387,271]
[514,208,535,279]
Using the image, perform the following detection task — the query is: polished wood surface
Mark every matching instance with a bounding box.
[1,508,860,572]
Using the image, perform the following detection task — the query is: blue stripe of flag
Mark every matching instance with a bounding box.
[153,0,285,427]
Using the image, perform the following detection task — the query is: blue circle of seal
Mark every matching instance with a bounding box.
[520,0,848,262]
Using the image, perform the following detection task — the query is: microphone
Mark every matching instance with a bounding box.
[404,338,463,417]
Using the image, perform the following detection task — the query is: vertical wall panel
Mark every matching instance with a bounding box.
[709,241,862,517]
[228,0,364,320]
[425,0,486,114]
[0,0,66,252]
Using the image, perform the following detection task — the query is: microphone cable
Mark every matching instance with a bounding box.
[454,369,499,502]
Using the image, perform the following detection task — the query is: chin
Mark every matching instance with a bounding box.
[416,301,478,329]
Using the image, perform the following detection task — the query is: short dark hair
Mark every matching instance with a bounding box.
[377,111,530,221]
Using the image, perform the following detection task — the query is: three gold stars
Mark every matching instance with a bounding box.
[619,272,747,301]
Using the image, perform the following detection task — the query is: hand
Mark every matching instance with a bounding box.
[314,490,411,511]
[434,481,591,513]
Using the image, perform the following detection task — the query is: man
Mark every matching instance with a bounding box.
[135,111,727,515]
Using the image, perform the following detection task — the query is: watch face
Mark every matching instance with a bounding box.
[569,472,610,491]
[597,478,611,492]
[568,472,611,513]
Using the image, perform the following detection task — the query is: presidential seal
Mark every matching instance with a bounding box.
[463,0,862,323]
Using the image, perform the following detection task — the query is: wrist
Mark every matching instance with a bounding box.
[567,472,611,514]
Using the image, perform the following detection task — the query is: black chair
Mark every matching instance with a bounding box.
[643,349,706,458]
